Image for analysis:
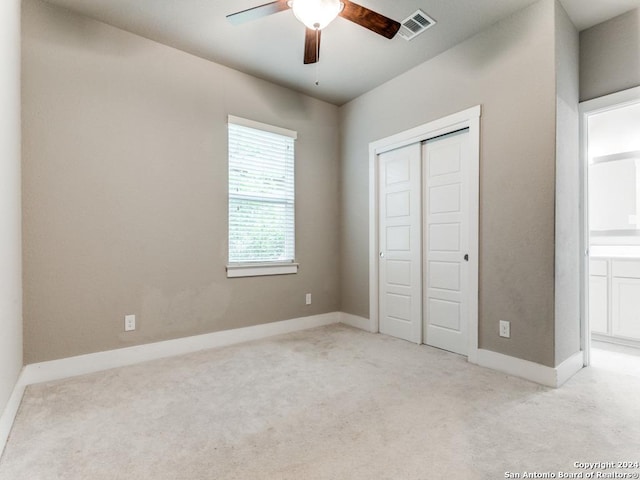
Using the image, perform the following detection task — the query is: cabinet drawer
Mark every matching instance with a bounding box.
[590,259,608,277]
[612,260,640,279]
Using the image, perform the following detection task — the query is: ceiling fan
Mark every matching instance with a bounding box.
[227,0,401,64]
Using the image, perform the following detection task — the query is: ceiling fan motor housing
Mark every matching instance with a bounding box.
[288,0,344,30]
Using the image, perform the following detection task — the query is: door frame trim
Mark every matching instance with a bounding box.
[368,105,481,362]
[579,86,640,367]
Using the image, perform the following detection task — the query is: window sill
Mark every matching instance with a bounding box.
[226,263,299,278]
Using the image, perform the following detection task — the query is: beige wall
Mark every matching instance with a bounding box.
[340,0,558,366]
[22,0,341,364]
[554,2,581,365]
[580,8,640,102]
[0,0,23,414]
[21,0,582,369]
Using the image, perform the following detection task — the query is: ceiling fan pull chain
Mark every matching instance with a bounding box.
[315,27,320,85]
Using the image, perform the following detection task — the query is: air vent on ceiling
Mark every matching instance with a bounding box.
[398,9,436,41]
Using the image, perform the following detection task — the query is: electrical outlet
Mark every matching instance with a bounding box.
[124,314,136,332]
[499,320,510,338]
[305,293,312,305]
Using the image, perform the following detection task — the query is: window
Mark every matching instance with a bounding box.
[227,116,297,278]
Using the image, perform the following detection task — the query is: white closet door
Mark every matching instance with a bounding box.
[423,130,470,355]
[378,143,422,343]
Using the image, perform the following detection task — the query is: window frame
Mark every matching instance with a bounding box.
[226,115,298,278]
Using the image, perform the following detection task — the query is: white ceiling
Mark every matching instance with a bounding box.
[42,0,640,105]
[559,0,640,30]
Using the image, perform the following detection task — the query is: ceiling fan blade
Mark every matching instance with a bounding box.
[227,0,290,25]
[304,28,321,64]
[339,1,401,39]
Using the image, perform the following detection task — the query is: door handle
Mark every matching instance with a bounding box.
[379,252,385,258]
[464,254,469,261]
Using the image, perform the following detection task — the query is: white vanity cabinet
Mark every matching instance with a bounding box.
[590,257,640,344]
[589,259,608,334]
[611,261,640,340]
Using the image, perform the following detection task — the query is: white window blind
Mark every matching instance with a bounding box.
[228,117,296,265]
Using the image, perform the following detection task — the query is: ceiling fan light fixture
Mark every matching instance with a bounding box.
[288,0,344,30]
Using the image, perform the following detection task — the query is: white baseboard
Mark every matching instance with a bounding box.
[339,313,371,331]
[0,370,26,458]
[475,349,584,387]
[22,312,340,386]
[336,316,585,387]
[592,332,640,349]
[555,351,585,386]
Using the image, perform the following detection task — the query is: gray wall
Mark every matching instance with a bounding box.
[22,0,341,364]
[580,8,640,102]
[554,2,581,365]
[0,0,23,417]
[340,0,558,366]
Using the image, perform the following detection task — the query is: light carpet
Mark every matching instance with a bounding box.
[1,324,639,479]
